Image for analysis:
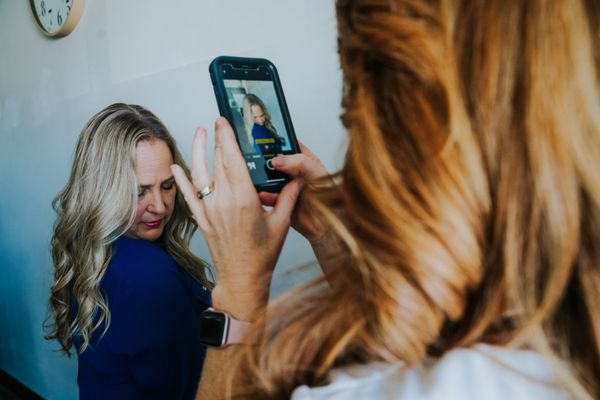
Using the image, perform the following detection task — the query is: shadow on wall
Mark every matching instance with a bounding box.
[0,368,44,400]
[0,226,78,399]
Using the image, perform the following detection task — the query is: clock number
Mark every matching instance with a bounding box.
[32,0,82,37]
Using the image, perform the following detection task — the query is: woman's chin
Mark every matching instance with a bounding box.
[125,226,165,242]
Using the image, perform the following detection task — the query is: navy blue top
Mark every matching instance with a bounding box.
[73,236,211,400]
[251,123,285,155]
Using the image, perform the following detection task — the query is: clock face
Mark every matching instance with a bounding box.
[31,0,74,35]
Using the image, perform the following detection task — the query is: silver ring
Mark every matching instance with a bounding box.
[197,182,214,200]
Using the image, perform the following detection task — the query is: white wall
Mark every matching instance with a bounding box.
[0,1,345,398]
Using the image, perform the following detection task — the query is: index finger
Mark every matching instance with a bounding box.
[299,141,318,159]
[190,127,212,189]
[214,117,254,190]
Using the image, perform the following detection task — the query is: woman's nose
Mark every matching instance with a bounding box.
[147,191,167,214]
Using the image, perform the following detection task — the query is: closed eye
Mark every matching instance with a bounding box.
[161,180,175,191]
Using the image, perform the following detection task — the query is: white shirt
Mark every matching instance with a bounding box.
[291,344,567,399]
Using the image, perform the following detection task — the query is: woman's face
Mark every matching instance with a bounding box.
[251,104,266,126]
[125,139,176,242]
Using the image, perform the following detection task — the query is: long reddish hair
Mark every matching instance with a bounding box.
[234,1,600,398]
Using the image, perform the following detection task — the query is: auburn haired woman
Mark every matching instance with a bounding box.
[174,0,600,399]
[46,103,213,399]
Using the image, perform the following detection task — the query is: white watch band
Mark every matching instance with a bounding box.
[204,307,253,346]
[223,314,253,346]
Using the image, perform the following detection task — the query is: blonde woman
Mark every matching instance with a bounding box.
[46,103,213,399]
[242,93,286,156]
[174,0,599,398]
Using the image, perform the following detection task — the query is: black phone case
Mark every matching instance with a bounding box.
[209,56,300,192]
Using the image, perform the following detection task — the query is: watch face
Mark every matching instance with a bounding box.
[31,0,73,34]
[198,311,228,346]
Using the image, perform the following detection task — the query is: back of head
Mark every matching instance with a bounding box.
[240,0,600,398]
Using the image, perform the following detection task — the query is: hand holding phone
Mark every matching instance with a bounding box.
[209,56,301,192]
[171,119,302,322]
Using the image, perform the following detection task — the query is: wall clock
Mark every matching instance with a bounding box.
[29,0,85,38]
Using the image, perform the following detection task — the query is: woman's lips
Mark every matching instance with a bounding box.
[143,220,162,229]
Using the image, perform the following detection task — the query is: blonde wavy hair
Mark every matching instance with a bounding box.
[234,0,600,398]
[242,93,278,143]
[46,103,213,355]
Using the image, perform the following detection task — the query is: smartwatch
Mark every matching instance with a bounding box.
[198,308,253,347]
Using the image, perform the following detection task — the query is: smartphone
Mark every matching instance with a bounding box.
[209,56,300,192]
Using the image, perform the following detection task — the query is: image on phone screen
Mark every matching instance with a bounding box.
[223,78,294,185]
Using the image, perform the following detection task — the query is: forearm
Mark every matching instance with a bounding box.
[195,285,268,399]
[195,346,239,399]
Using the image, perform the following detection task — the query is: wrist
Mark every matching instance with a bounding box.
[308,228,334,248]
[211,284,269,321]
[198,307,255,347]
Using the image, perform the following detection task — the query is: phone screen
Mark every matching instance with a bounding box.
[217,61,297,189]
